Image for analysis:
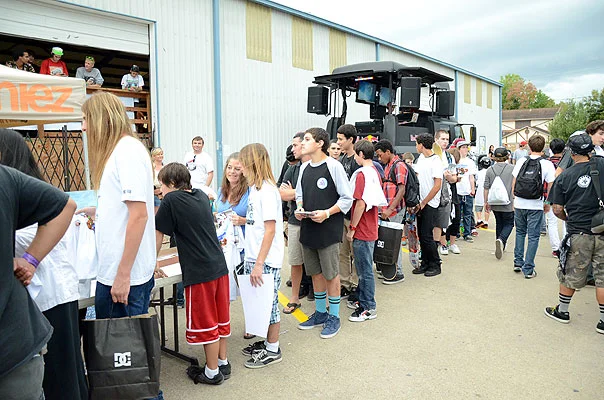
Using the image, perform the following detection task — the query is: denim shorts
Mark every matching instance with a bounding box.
[95,277,155,319]
[243,262,281,324]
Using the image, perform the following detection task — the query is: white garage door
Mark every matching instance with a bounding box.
[0,0,149,55]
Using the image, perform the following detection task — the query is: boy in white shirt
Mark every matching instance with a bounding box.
[411,133,443,277]
[512,135,556,278]
[456,141,477,242]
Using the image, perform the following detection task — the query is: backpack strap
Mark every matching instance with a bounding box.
[590,158,603,207]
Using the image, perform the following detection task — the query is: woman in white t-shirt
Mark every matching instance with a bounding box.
[79,92,156,322]
[239,143,285,368]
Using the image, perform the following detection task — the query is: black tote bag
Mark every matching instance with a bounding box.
[373,220,404,265]
[83,313,161,400]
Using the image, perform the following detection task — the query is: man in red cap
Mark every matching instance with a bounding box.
[512,141,528,165]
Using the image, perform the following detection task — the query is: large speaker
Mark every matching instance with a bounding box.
[307,86,329,114]
[400,77,421,108]
[436,91,455,116]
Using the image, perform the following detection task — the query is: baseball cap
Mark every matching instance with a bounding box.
[569,130,586,138]
[131,65,140,72]
[456,140,470,148]
[568,134,594,155]
[450,138,464,148]
[51,47,63,56]
[285,144,296,162]
[493,147,508,158]
[520,140,527,146]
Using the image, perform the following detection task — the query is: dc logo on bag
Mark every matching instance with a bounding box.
[377,240,384,248]
[114,352,132,367]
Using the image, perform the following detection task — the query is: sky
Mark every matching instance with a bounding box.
[272,0,604,103]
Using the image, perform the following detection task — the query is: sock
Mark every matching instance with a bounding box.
[328,296,340,317]
[218,358,228,366]
[205,365,219,379]
[599,303,604,322]
[265,340,279,353]
[558,293,573,313]
[314,291,327,313]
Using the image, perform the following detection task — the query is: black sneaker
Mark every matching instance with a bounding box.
[544,305,570,324]
[307,291,315,301]
[382,274,405,285]
[513,264,522,273]
[186,365,224,385]
[597,320,604,334]
[241,340,265,357]
[244,348,282,369]
[340,286,351,299]
[348,288,359,302]
[219,362,231,380]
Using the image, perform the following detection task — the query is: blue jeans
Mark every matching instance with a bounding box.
[176,282,184,305]
[95,277,164,400]
[352,238,377,310]
[459,195,474,237]
[514,209,544,275]
[95,277,155,318]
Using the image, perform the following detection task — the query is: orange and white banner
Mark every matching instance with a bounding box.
[0,65,86,128]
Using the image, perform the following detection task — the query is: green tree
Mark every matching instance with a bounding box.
[549,100,589,140]
[499,73,556,110]
[584,88,604,121]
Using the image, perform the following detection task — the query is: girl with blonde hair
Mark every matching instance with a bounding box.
[151,147,164,212]
[80,92,157,326]
[238,143,285,368]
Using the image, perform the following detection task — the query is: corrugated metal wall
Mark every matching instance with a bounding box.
[67,0,216,171]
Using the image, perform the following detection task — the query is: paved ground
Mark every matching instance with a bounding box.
[157,225,603,399]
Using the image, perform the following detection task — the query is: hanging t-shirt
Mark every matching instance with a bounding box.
[456,156,477,196]
[512,155,556,210]
[548,157,604,234]
[413,154,443,208]
[183,151,214,190]
[215,186,250,235]
[155,189,228,286]
[244,181,284,268]
[95,136,156,286]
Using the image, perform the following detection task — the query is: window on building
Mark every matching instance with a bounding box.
[329,28,346,73]
[487,84,493,109]
[246,2,272,63]
[464,74,471,104]
[476,79,483,107]
[292,17,313,70]
[515,120,531,129]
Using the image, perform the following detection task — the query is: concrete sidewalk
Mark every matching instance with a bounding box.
[158,227,603,399]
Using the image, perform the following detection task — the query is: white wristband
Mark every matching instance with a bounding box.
[325,209,330,219]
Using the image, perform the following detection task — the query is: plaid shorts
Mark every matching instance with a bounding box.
[557,233,604,289]
[243,262,281,324]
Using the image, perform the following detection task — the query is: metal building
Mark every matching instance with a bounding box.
[0,0,502,182]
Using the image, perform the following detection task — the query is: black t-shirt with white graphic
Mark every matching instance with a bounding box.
[548,157,604,235]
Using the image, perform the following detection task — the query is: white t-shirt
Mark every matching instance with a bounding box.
[244,181,284,268]
[15,224,80,312]
[475,169,487,206]
[512,155,556,210]
[96,136,156,286]
[456,156,477,195]
[183,151,214,189]
[595,146,604,156]
[413,154,443,209]
[121,73,144,89]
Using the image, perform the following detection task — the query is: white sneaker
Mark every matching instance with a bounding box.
[449,244,461,254]
[495,239,503,260]
[439,245,449,255]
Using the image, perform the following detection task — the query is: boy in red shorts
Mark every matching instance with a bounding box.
[155,163,231,385]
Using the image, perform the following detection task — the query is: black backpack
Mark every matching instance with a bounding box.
[513,156,543,199]
[383,158,420,208]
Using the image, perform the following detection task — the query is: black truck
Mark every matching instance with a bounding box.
[307,61,476,154]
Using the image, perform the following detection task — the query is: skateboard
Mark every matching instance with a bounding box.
[406,212,420,270]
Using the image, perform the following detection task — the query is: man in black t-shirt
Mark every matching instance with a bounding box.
[336,124,361,298]
[0,165,76,398]
[544,134,604,335]
[155,163,230,384]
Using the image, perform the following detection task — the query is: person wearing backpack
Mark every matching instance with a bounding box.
[434,130,458,256]
[484,147,515,260]
[511,135,556,278]
[374,139,409,284]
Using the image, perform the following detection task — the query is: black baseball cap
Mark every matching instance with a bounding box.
[568,134,594,155]
[493,147,508,158]
[130,65,140,72]
[285,144,296,162]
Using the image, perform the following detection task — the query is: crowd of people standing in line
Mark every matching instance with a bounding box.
[1,88,603,398]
